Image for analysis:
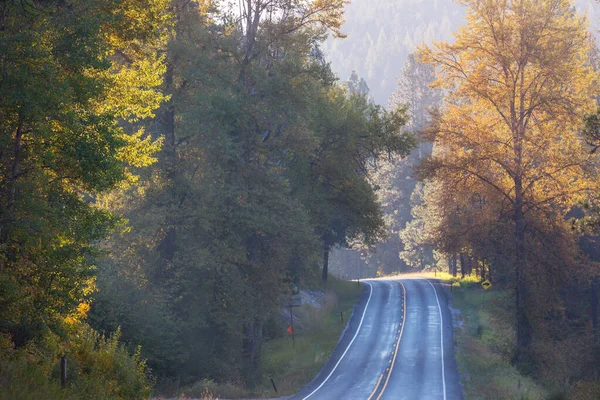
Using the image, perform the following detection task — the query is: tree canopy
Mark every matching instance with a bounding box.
[418,0,599,365]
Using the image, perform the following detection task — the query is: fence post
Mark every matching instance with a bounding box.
[592,279,598,339]
[269,374,278,394]
[60,356,67,388]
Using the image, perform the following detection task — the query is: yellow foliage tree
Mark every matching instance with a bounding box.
[418,0,599,364]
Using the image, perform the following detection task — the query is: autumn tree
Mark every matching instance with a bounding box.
[419,0,599,365]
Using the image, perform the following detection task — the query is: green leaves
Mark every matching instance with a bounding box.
[0,0,170,348]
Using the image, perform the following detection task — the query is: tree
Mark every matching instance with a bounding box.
[391,53,443,134]
[346,70,372,98]
[291,89,414,282]
[355,52,442,276]
[0,0,168,346]
[399,183,436,270]
[93,0,406,384]
[418,0,598,365]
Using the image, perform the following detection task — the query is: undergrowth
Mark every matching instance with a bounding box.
[173,277,363,399]
[450,278,547,399]
[0,323,151,400]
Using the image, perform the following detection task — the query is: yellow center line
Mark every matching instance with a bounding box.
[367,374,384,400]
[375,281,407,400]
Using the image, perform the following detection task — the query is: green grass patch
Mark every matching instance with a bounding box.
[382,270,481,284]
[255,277,362,397]
[449,279,547,400]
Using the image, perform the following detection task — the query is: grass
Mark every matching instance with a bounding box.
[254,277,363,397]
[174,277,363,399]
[0,356,79,400]
[444,277,547,400]
[0,324,152,400]
[383,270,481,284]
[379,271,548,399]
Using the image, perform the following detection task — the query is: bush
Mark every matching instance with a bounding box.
[0,323,151,400]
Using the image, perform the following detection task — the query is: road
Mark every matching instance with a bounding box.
[291,278,462,400]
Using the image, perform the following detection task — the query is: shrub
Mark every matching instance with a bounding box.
[0,323,151,400]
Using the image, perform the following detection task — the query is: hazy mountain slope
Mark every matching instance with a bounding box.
[324,0,600,105]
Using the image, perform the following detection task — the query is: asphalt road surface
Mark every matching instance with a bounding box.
[291,278,462,400]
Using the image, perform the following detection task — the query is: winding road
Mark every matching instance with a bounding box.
[291,278,462,400]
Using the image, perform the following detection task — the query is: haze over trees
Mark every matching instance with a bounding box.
[0,0,414,396]
[323,0,600,104]
[332,0,600,395]
[3,0,600,398]
[330,0,600,279]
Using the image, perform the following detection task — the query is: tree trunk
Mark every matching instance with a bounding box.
[1,123,24,240]
[459,253,466,278]
[242,319,263,385]
[8,123,23,210]
[163,62,176,164]
[481,258,486,281]
[450,254,458,277]
[514,178,532,366]
[238,0,261,86]
[466,255,473,276]
[322,247,329,282]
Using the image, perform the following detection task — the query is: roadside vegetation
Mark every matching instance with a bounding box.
[168,278,363,399]
[418,273,599,400]
[356,0,600,397]
[4,0,600,398]
[256,279,362,397]
[0,322,151,400]
[448,278,547,400]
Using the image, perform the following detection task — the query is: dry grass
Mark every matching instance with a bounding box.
[379,270,481,284]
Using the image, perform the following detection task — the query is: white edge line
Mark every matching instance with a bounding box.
[426,279,447,400]
[302,282,374,400]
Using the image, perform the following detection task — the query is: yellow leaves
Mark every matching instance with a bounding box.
[117,129,163,168]
[102,0,173,51]
[94,53,169,122]
[113,128,163,189]
[80,1,173,124]
[77,302,91,317]
[420,0,598,115]
[418,0,600,220]
[82,277,97,297]
[306,0,350,38]
[65,278,95,326]
[65,302,91,326]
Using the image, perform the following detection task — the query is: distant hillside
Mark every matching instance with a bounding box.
[324,0,600,105]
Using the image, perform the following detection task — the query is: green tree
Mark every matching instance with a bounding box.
[92,0,413,387]
[290,89,414,282]
[0,0,169,346]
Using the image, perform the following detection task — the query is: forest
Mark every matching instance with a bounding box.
[1,0,600,399]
